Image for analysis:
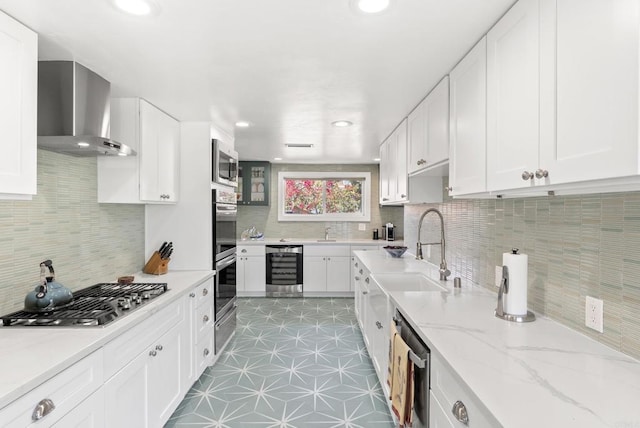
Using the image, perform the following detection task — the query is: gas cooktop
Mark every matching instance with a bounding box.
[1,282,168,327]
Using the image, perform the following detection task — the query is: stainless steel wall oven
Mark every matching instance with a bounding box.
[265,245,303,297]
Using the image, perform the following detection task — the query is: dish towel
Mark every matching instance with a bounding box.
[390,332,415,427]
[387,321,399,398]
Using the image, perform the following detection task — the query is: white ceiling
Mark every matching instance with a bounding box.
[0,0,516,163]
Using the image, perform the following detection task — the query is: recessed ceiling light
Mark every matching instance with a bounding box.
[77,142,90,147]
[112,0,157,16]
[353,0,391,14]
[331,120,353,127]
[235,121,251,128]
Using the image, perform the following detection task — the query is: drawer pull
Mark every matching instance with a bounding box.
[203,348,210,357]
[354,276,361,281]
[156,344,163,351]
[189,292,196,298]
[202,288,209,296]
[203,314,210,323]
[359,269,363,274]
[365,277,369,284]
[375,321,383,329]
[452,400,469,425]
[362,290,368,295]
[32,398,55,421]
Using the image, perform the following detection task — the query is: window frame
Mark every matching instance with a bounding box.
[277,171,371,222]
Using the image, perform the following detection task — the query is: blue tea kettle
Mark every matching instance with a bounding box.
[24,260,74,313]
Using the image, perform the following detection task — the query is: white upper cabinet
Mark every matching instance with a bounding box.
[0,11,37,199]
[449,37,487,197]
[486,0,542,192]
[98,98,180,204]
[408,76,450,175]
[379,119,408,204]
[540,0,640,185]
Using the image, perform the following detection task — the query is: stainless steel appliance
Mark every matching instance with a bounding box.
[212,187,238,353]
[37,61,135,157]
[213,188,237,261]
[212,139,238,187]
[1,282,168,327]
[265,245,303,297]
[394,310,430,427]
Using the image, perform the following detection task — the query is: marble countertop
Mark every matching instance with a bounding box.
[355,250,640,428]
[238,238,402,245]
[0,270,214,410]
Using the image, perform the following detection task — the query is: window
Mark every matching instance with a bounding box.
[278,172,371,222]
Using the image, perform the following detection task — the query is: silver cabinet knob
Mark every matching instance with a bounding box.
[445,186,453,192]
[376,321,383,329]
[149,350,157,357]
[362,290,369,295]
[359,269,363,274]
[355,262,359,267]
[382,198,389,201]
[354,276,361,281]
[189,292,196,298]
[241,249,247,253]
[535,168,549,179]
[203,314,209,323]
[156,344,163,351]
[203,348,210,357]
[202,288,209,296]
[521,171,534,180]
[32,398,55,421]
[452,400,469,425]
[365,277,370,284]
[400,194,406,198]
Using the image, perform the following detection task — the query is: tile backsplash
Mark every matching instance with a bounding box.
[0,150,145,315]
[405,192,640,360]
[237,164,404,240]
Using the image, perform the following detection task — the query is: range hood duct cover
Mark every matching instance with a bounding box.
[37,61,135,157]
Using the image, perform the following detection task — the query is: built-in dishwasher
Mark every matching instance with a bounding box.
[394,309,430,427]
[265,245,303,297]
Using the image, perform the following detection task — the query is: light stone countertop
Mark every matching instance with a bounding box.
[355,249,640,428]
[0,270,214,410]
[237,238,403,245]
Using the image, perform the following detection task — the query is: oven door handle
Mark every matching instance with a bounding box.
[393,316,427,369]
[215,305,237,329]
[216,254,237,271]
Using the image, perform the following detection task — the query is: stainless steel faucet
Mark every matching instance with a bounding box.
[325,227,330,240]
[416,208,451,281]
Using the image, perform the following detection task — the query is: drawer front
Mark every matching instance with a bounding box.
[0,350,103,428]
[350,244,380,254]
[429,391,455,428]
[304,245,350,257]
[431,353,499,428]
[237,245,265,257]
[194,277,214,307]
[196,300,214,341]
[196,332,214,377]
[103,297,185,380]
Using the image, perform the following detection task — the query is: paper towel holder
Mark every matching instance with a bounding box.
[495,260,536,323]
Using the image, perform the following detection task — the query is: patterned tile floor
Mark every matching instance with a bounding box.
[166,297,394,428]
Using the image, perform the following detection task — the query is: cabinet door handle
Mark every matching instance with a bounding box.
[149,350,157,357]
[376,321,383,329]
[445,186,453,192]
[400,194,406,198]
[202,288,209,296]
[521,171,534,180]
[362,290,369,295]
[452,400,469,425]
[359,269,363,274]
[355,276,361,281]
[203,348,210,357]
[241,249,247,253]
[189,292,196,298]
[32,398,55,421]
[365,277,370,284]
[355,262,358,267]
[535,168,549,179]
[382,198,389,201]
[203,314,209,323]
[156,344,163,351]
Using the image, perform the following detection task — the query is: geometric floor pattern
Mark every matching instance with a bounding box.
[165,297,395,428]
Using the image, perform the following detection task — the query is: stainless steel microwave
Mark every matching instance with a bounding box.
[212,139,238,187]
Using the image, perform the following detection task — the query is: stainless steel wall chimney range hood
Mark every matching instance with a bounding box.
[37,61,135,157]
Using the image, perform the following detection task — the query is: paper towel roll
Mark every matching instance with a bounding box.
[502,249,528,316]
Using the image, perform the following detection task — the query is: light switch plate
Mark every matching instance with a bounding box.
[358,223,366,231]
[585,296,604,333]
[495,266,503,288]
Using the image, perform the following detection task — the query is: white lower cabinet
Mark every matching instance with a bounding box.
[429,391,455,428]
[52,389,104,428]
[303,245,351,294]
[0,350,103,428]
[237,245,266,295]
[104,294,192,428]
[366,278,391,391]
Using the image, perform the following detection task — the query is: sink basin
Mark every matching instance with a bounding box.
[316,239,337,242]
[372,272,446,292]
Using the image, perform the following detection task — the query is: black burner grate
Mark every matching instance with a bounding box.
[1,282,168,327]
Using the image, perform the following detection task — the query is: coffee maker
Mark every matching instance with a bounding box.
[383,223,395,241]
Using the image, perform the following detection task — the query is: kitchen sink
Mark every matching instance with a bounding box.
[371,272,446,292]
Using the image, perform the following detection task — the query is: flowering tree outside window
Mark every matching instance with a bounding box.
[278,172,370,222]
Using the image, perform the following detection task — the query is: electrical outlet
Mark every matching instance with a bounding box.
[495,266,503,288]
[358,223,366,231]
[585,296,604,333]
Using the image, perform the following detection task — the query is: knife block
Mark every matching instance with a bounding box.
[143,251,169,275]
